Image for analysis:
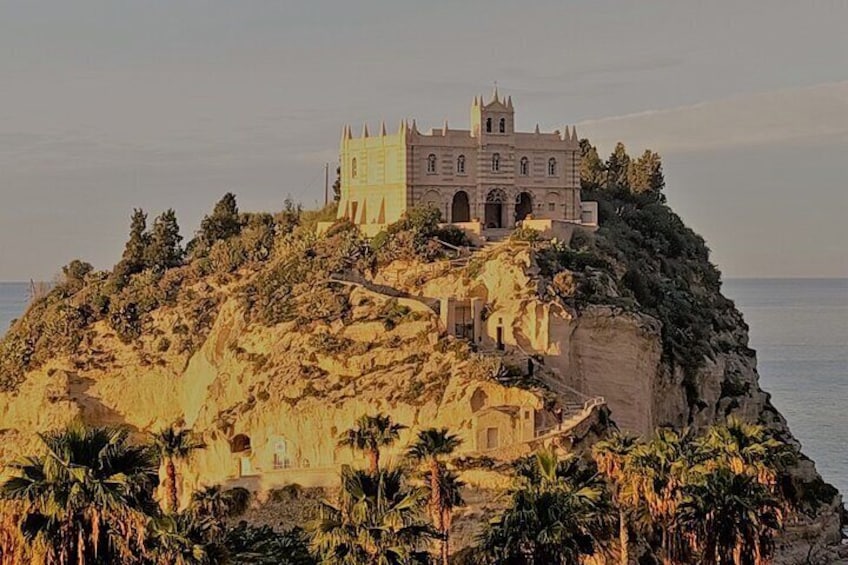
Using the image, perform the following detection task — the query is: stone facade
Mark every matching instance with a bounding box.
[338,90,595,232]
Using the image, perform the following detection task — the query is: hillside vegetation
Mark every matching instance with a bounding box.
[0,140,842,564]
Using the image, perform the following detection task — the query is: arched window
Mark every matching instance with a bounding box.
[427,154,437,174]
[520,156,529,176]
[548,157,557,176]
[491,153,500,172]
[351,158,357,178]
[485,117,492,133]
[499,118,506,133]
[457,154,466,174]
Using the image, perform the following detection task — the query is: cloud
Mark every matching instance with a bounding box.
[578,81,848,154]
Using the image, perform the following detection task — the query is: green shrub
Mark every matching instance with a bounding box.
[308,332,353,355]
[377,300,411,330]
[509,226,541,243]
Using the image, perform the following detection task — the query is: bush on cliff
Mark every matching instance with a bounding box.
[372,206,470,265]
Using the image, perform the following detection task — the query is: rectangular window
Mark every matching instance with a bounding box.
[548,202,556,212]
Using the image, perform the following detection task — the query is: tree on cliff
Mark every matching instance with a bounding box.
[0,422,158,564]
[579,138,606,190]
[628,149,665,194]
[606,142,632,189]
[332,165,341,202]
[407,428,463,565]
[338,413,406,473]
[111,208,151,289]
[699,416,793,489]
[188,192,243,258]
[145,209,185,274]
[153,425,206,513]
[189,486,251,525]
[593,432,639,565]
[311,465,434,564]
[201,192,241,242]
[480,449,612,564]
[146,511,225,565]
[625,428,694,564]
[677,467,782,565]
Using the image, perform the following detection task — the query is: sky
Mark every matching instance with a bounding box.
[0,0,846,280]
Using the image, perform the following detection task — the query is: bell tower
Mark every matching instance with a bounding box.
[471,86,514,139]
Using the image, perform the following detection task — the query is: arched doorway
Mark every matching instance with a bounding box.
[230,434,252,453]
[230,434,254,477]
[451,191,470,223]
[485,188,507,228]
[515,192,533,222]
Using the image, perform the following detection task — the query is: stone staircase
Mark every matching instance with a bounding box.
[499,346,606,438]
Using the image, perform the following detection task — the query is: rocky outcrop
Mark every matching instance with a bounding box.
[0,241,841,558]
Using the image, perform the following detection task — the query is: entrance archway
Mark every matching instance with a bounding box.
[515,192,533,222]
[451,191,470,223]
[485,188,507,228]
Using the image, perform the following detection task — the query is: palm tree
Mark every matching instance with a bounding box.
[593,432,639,565]
[337,413,406,473]
[677,466,783,565]
[480,449,612,564]
[152,425,205,513]
[625,428,694,565]
[311,465,435,564]
[406,427,462,565]
[189,485,251,525]
[430,469,465,565]
[224,523,314,565]
[0,421,158,564]
[700,417,792,489]
[146,512,224,565]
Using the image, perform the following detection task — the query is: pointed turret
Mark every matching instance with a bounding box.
[361,122,369,138]
[398,120,407,135]
[472,95,479,107]
[570,125,578,141]
[380,120,387,136]
[562,126,570,141]
[506,95,513,109]
[442,119,449,135]
[534,124,540,134]
[491,84,499,104]
[411,119,418,134]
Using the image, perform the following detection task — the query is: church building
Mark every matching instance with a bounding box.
[336,89,597,236]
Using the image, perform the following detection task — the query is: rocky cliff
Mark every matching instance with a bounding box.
[0,198,843,561]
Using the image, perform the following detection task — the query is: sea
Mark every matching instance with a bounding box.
[0,279,845,495]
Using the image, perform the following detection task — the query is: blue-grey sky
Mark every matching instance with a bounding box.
[0,0,846,280]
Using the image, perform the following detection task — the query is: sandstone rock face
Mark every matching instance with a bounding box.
[0,242,841,557]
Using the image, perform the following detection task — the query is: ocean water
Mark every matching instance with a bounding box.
[0,279,844,494]
[722,278,847,497]
[0,282,29,336]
